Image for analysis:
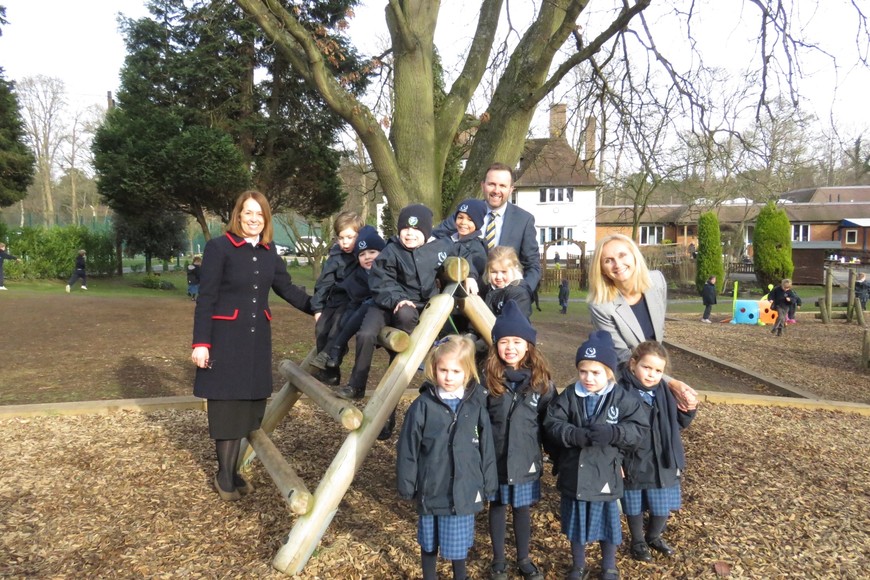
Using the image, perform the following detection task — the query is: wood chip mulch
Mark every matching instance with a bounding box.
[2,399,868,578]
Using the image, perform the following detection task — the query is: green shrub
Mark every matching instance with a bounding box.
[140,274,175,290]
[0,226,116,280]
[753,202,793,290]
[695,211,725,294]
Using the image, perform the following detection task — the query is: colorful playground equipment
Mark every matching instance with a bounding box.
[729,281,777,325]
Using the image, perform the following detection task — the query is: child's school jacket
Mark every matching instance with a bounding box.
[310,245,357,313]
[544,382,648,502]
[370,236,455,310]
[396,381,498,516]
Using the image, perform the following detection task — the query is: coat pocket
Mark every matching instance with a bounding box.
[211,309,239,320]
[264,308,272,321]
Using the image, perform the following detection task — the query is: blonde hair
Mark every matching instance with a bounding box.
[486,246,523,284]
[333,211,364,236]
[226,190,274,244]
[781,278,792,289]
[424,335,479,386]
[588,233,652,304]
[485,342,553,397]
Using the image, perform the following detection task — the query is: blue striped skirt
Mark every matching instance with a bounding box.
[494,479,541,508]
[560,496,622,545]
[417,514,476,560]
[621,484,681,516]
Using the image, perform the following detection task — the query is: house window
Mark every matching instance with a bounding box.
[511,190,518,204]
[538,187,574,203]
[539,228,546,246]
[638,225,664,245]
[845,229,858,245]
[792,224,810,242]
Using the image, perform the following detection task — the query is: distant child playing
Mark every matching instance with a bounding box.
[397,335,498,580]
[65,249,88,292]
[0,243,19,290]
[483,246,532,318]
[768,278,796,337]
[187,256,202,301]
[700,275,717,323]
[544,330,649,580]
[484,300,554,580]
[311,211,365,385]
[619,341,697,563]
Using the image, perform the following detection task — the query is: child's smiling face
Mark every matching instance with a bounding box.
[497,336,528,369]
[358,249,379,270]
[489,260,517,289]
[399,227,425,249]
[454,212,477,236]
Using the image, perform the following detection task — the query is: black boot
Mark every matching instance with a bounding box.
[335,383,365,400]
[325,345,343,369]
[377,410,396,440]
[313,367,340,386]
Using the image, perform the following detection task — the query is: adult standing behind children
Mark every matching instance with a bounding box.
[700,276,717,323]
[435,162,541,294]
[65,249,88,292]
[587,234,698,409]
[191,190,313,501]
[0,243,19,290]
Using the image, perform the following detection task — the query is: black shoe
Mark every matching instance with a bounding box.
[313,367,340,386]
[630,541,652,562]
[489,561,508,580]
[377,411,396,441]
[600,568,619,580]
[517,558,543,580]
[646,536,675,557]
[566,568,586,580]
[309,351,330,370]
[335,384,365,401]
[325,345,342,369]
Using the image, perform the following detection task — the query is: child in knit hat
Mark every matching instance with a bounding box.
[483,300,554,580]
[449,199,489,295]
[543,330,650,580]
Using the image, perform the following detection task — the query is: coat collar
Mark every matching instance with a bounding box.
[225,232,271,250]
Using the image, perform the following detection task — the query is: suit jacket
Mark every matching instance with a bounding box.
[588,270,667,366]
[433,202,541,291]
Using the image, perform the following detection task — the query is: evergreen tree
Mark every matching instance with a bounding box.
[0,75,36,208]
[752,202,793,290]
[695,211,725,294]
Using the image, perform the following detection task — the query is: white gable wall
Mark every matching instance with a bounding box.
[514,185,597,258]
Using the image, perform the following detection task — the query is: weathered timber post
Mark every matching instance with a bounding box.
[279,360,363,430]
[247,429,312,514]
[863,329,870,369]
[847,270,857,322]
[271,292,456,575]
[825,266,834,321]
[819,297,831,324]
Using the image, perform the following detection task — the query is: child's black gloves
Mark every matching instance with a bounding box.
[570,426,590,447]
[588,424,618,445]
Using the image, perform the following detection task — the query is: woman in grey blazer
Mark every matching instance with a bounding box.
[588,233,698,410]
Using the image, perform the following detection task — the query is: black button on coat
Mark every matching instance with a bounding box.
[192,233,312,400]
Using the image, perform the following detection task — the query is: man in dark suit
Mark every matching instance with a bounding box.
[435,162,541,292]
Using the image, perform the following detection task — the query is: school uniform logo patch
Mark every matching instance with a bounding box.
[606,406,619,424]
[358,240,368,250]
[458,203,469,212]
[437,251,448,265]
[584,346,597,358]
[409,216,419,226]
[530,393,540,408]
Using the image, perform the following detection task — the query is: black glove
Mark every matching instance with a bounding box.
[569,426,590,447]
[588,423,618,446]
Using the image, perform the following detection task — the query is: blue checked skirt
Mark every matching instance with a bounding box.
[560,496,622,545]
[621,484,681,516]
[494,479,541,508]
[417,514,476,560]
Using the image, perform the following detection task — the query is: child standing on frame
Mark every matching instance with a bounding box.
[484,300,554,580]
[544,330,649,580]
[619,341,697,563]
[396,335,498,580]
[483,246,533,318]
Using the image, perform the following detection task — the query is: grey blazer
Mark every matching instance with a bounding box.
[588,270,667,365]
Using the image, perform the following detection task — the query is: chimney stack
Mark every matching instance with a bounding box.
[549,103,567,139]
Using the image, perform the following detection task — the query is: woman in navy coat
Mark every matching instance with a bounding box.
[191,190,312,501]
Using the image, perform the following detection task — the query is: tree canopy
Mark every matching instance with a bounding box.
[753,202,794,290]
[0,74,35,208]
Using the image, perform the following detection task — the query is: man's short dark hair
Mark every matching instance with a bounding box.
[484,162,515,184]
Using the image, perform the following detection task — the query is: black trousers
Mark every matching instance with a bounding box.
[347,304,419,390]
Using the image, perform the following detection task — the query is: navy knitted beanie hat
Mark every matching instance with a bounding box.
[575,330,618,371]
[397,204,433,240]
[491,300,537,345]
[354,225,386,257]
[454,199,487,232]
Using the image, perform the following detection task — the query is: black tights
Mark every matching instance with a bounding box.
[421,549,466,580]
[488,503,532,562]
[214,438,243,492]
[627,513,669,543]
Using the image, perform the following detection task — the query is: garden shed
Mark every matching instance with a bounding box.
[791,241,842,284]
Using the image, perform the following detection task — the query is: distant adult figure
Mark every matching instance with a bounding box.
[0,243,19,290]
[587,233,698,410]
[855,272,869,311]
[700,276,717,323]
[435,162,541,293]
[191,190,313,501]
[554,251,560,265]
[558,279,570,314]
[65,250,88,292]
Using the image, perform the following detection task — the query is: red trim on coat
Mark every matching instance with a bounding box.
[264,309,272,321]
[225,232,246,247]
[192,343,211,348]
[212,309,239,320]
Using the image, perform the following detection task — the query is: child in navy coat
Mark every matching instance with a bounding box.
[619,341,696,563]
[397,335,498,580]
[484,300,554,580]
[483,246,533,318]
[544,330,649,580]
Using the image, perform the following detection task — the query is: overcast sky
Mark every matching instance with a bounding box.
[2,0,867,134]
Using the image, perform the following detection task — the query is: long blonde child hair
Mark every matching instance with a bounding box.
[486,246,524,286]
[424,335,479,386]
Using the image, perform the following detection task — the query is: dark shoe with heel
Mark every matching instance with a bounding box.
[646,536,675,557]
[566,568,586,580]
[377,412,396,441]
[517,558,543,580]
[313,367,340,386]
[335,384,365,401]
[600,568,619,580]
[213,474,240,501]
[630,541,652,562]
[309,351,330,370]
[489,561,508,580]
[233,473,254,495]
[325,346,343,369]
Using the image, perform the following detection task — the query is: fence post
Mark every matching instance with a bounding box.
[863,329,870,369]
[825,267,834,321]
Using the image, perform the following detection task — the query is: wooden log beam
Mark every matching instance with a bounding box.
[239,381,302,470]
[863,329,870,369]
[440,256,470,283]
[379,325,410,353]
[461,294,497,346]
[271,292,456,575]
[248,429,312,515]
[279,360,363,430]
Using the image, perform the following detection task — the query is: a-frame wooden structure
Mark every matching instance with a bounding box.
[236,258,496,575]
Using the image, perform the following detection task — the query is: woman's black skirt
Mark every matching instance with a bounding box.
[207,399,267,440]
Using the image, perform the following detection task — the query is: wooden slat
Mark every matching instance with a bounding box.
[248,429,312,514]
